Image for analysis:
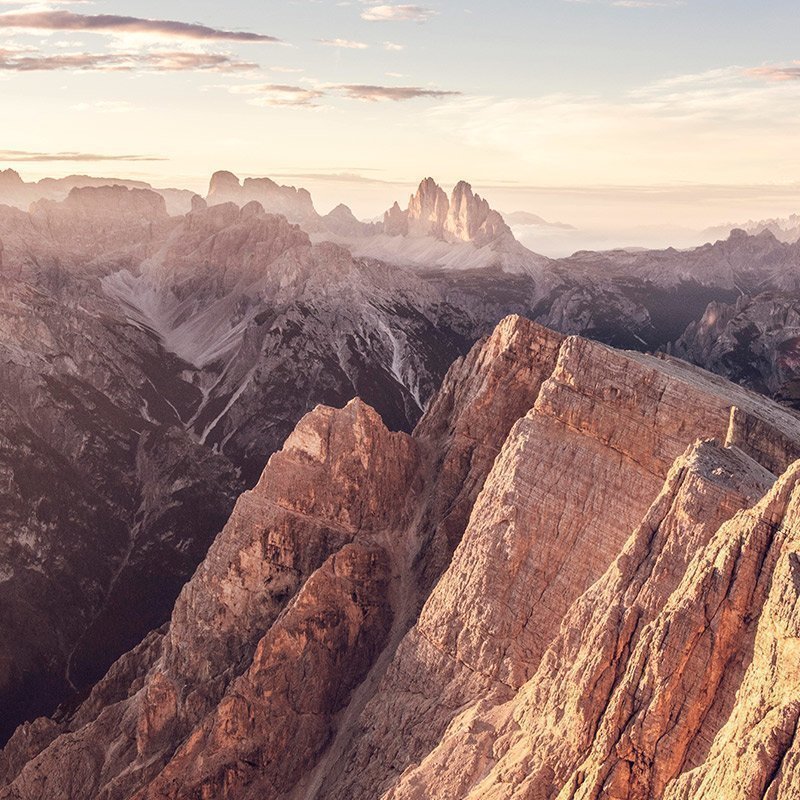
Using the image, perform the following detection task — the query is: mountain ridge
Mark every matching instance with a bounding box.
[3,315,800,799]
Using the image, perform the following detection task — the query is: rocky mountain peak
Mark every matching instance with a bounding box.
[382,200,408,236]
[444,180,511,245]
[206,170,241,201]
[206,170,318,225]
[381,177,512,247]
[190,194,207,213]
[0,168,24,189]
[60,185,168,220]
[7,317,800,799]
[321,203,377,237]
[407,177,450,238]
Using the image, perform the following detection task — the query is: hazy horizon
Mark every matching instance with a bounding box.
[7,163,799,255]
[1,0,799,237]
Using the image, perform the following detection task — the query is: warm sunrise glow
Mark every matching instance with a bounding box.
[1,0,798,233]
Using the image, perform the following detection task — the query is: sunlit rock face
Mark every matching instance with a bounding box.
[4,316,800,800]
[366,178,549,276]
[206,170,319,228]
[382,177,511,246]
[2,176,800,797]
[0,187,550,743]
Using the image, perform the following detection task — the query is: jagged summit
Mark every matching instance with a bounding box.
[0,168,24,188]
[4,316,800,799]
[342,177,551,276]
[0,171,193,215]
[206,170,318,225]
[704,213,800,244]
[43,184,169,220]
[382,176,512,246]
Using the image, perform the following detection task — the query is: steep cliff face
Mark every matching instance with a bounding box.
[206,171,320,229]
[321,331,800,800]
[444,180,510,246]
[4,316,800,800]
[406,177,450,239]
[671,292,800,409]
[384,178,511,246]
[0,269,241,742]
[367,178,548,277]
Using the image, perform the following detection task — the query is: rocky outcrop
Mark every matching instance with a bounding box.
[406,177,450,239]
[0,399,420,800]
[321,204,377,238]
[0,270,242,742]
[0,170,27,207]
[373,440,778,800]
[206,171,319,227]
[367,178,549,276]
[670,292,800,409]
[0,171,194,217]
[412,316,565,581]
[320,331,800,800]
[383,201,408,236]
[704,213,800,245]
[381,177,512,246]
[444,180,509,246]
[5,316,800,800]
[558,228,800,293]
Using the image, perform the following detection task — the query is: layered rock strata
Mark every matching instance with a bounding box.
[4,316,800,800]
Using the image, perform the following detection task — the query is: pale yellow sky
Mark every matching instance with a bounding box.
[1,1,799,232]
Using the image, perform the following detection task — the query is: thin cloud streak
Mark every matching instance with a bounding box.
[360,4,437,22]
[746,62,800,82]
[229,83,325,107]
[337,84,461,101]
[0,47,259,71]
[0,10,279,42]
[316,38,369,50]
[0,149,165,161]
[223,82,462,107]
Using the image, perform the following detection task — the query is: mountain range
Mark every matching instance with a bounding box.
[2,315,800,799]
[0,170,799,799]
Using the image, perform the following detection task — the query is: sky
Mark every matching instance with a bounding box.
[0,0,799,237]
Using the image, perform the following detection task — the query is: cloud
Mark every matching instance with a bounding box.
[270,171,398,185]
[383,41,405,51]
[0,10,279,42]
[317,38,369,49]
[0,149,164,161]
[229,83,325,107]
[746,62,800,82]
[425,67,800,186]
[360,4,437,22]
[336,84,461,101]
[224,81,461,106]
[0,46,259,71]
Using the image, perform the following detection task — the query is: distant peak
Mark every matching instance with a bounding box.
[451,179,473,195]
[383,176,512,247]
[0,168,23,186]
[326,203,356,218]
[208,170,242,196]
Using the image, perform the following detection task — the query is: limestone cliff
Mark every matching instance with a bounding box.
[3,316,800,800]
